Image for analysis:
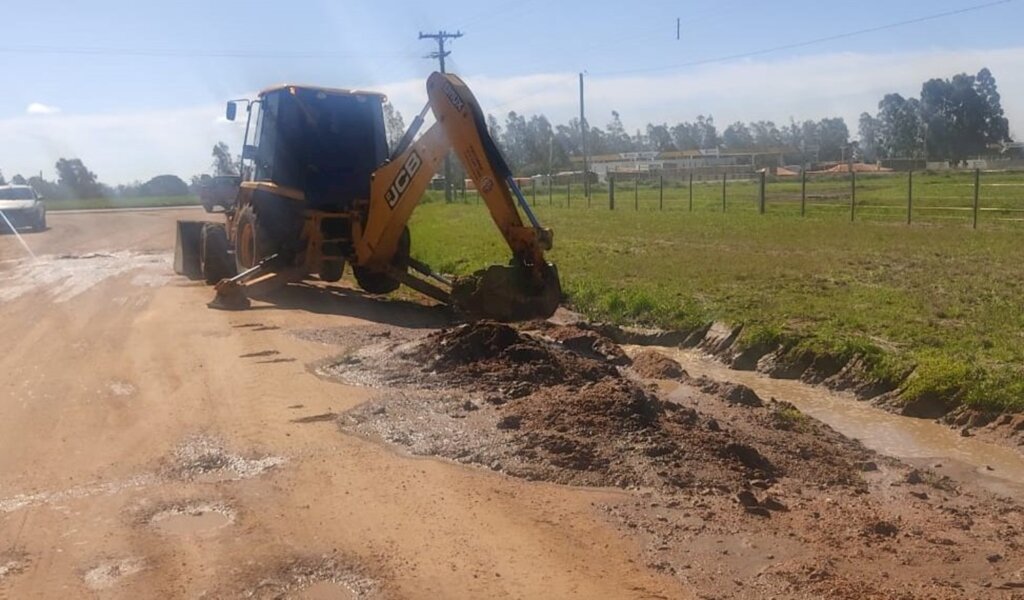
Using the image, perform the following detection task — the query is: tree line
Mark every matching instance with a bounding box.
[0,144,238,200]
[859,68,1010,163]
[483,66,1013,176]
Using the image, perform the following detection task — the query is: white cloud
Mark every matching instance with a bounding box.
[26,103,61,115]
[1,47,1022,184]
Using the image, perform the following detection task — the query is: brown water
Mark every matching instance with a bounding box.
[628,345,1024,497]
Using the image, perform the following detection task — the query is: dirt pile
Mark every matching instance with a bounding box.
[630,349,686,379]
[336,321,866,492]
[535,323,631,365]
[415,322,618,396]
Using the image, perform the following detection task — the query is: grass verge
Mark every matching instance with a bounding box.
[46,195,200,211]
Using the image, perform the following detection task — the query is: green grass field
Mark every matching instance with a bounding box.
[410,183,1024,413]
[46,195,200,211]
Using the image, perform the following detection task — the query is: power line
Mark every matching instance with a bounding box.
[0,44,417,60]
[593,0,1017,77]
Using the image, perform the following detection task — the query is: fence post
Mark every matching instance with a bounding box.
[973,168,980,229]
[531,178,536,207]
[548,176,552,206]
[609,174,615,210]
[907,170,913,225]
[801,169,806,217]
[758,170,766,215]
[567,180,571,208]
[721,172,727,212]
[634,177,639,211]
[850,169,856,222]
[659,176,664,210]
[461,177,466,201]
[689,173,693,212]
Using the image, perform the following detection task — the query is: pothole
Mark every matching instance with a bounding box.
[109,381,136,397]
[168,435,285,483]
[0,550,28,582]
[235,555,378,599]
[149,503,235,536]
[83,557,146,590]
[301,580,359,600]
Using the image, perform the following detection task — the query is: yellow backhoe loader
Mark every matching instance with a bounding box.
[173,72,561,321]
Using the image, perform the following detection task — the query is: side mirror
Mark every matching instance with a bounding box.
[225,102,237,121]
[242,145,257,160]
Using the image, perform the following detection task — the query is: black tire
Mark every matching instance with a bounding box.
[353,228,410,294]
[200,223,236,284]
[233,205,274,272]
[319,261,345,283]
[32,210,46,232]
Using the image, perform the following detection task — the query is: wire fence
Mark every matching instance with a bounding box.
[457,169,1024,228]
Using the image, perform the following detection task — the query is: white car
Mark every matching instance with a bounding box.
[0,185,46,232]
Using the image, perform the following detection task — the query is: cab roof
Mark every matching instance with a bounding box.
[258,84,387,99]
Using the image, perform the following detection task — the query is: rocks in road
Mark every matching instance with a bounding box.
[866,520,900,538]
[697,378,764,408]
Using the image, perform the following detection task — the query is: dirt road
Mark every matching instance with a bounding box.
[0,209,685,599]
[5,209,1024,600]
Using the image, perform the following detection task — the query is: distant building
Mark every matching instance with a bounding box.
[573,148,785,182]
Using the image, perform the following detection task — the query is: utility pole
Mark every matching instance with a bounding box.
[579,72,589,201]
[419,30,462,75]
[676,18,681,40]
[419,30,463,201]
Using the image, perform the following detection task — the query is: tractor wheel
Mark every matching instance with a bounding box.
[200,223,236,284]
[319,261,345,283]
[353,227,410,295]
[233,205,274,272]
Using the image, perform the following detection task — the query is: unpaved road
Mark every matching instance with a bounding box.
[0,209,685,599]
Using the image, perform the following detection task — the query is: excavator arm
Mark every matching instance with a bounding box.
[355,72,561,320]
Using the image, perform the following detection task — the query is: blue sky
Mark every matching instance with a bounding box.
[3,0,1022,183]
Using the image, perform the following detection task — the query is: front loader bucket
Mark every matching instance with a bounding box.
[173,220,205,280]
[451,263,561,322]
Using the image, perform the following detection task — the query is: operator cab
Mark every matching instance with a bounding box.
[227,85,389,211]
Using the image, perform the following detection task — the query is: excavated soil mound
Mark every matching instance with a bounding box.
[415,322,618,396]
[535,323,631,365]
[336,321,866,492]
[630,349,687,379]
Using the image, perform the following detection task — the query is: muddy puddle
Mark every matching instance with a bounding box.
[628,345,1024,496]
[149,503,234,536]
[301,580,359,600]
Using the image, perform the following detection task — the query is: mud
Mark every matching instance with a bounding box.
[83,557,146,590]
[230,554,378,600]
[0,550,28,582]
[329,322,868,491]
[148,502,235,536]
[316,320,1024,599]
[630,348,687,379]
[165,435,285,483]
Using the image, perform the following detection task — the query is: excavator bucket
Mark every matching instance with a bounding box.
[450,262,561,322]
[173,220,205,279]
